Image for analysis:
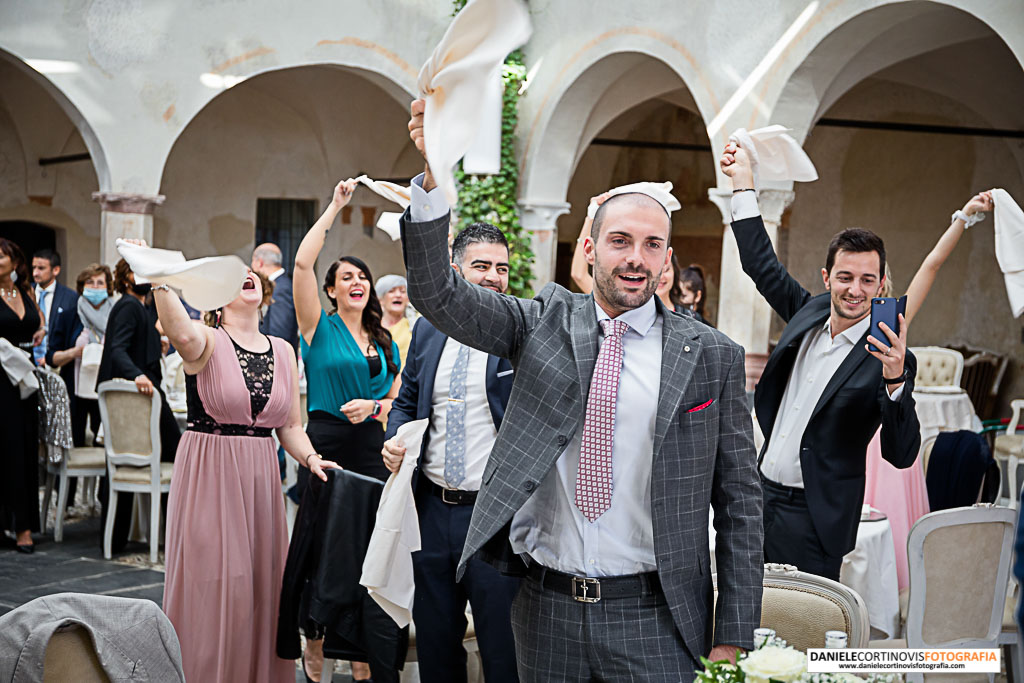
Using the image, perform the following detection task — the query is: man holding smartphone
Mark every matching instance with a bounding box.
[720,139,921,581]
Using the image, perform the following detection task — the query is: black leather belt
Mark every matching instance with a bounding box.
[527,563,660,603]
[426,479,478,505]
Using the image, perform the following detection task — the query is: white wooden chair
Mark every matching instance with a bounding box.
[910,346,965,389]
[877,505,1015,683]
[97,379,172,563]
[995,400,1024,510]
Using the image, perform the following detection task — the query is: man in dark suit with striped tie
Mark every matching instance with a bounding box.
[399,99,763,682]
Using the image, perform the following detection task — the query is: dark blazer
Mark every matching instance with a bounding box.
[260,272,298,352]
[97,295,162,386]
[732,214,921,558]
[43,283,82,390]
[384,316,514,492]
[401,210,763,658]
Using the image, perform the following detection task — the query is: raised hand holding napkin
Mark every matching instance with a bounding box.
[728,125,818,191]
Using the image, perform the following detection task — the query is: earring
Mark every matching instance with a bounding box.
[216,309,222,327]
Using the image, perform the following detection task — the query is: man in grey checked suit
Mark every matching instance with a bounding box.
[401,99,763,681]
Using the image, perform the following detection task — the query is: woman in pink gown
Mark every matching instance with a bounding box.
[154,266,339,682]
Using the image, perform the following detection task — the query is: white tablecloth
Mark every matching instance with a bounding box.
[913,389,982,442]
[840,516,900,639]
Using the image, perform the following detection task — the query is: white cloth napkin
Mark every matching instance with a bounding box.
[992,188,1024,318]
[729,125,818,191]
[0,338,38,398]
[360,418,428,628]
[355,176,411,241]
[115,239,248,312]
[417,0,532,206]
[587,181,682,218]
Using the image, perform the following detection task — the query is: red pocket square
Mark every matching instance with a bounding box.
[687,399,714,413]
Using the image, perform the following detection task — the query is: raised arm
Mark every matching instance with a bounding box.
[152,286,215,372]
[904,191,992,325]
[403,99,543,360]
[293,179,356,345]
[720,141,811,321]
[569,194,610,294]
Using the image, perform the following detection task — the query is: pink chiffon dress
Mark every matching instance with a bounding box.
[163,327,294,682]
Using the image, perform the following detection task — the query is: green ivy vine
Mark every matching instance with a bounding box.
[451,1,534,297]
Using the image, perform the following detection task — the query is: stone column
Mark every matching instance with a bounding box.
[518,200,570,291]
[709,188,794,390]
[92,192,165,266]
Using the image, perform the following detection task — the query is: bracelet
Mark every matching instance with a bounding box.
[732,188,755,194]
[305,453,319,468]
[152,284,172,292]
[883,369,908,385]
[951,209,986,229]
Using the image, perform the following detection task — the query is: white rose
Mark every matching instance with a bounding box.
[740,645,807,683]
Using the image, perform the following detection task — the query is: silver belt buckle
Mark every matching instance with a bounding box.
[441,488,460,504]
[572,576,601,603]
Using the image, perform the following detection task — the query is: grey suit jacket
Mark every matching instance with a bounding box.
[401,211,763,657]
[0,592,185,682]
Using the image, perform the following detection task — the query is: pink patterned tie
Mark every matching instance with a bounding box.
[575,318,629,522]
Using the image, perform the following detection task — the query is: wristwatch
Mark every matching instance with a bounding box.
[371,400,383,419]
[883,369,908,385]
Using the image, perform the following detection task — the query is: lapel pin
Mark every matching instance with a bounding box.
[684,345,691,353]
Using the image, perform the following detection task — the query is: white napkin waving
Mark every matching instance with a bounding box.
[729,125,818,191]
[992,188,1024,317]
[115,239,248,312]
[360,418,428,628]
[355,176,410,241]
[0,338,38,398]
[417,0,532,207]
[587,181,682,219]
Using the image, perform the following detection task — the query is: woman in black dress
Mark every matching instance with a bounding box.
[96,258,181,554]
[0,238,45,553]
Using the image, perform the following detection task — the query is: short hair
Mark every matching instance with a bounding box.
[75,263,113,296]
[253,246,282,267]
[113,258,133,294]
[591,193,670,241]
[451,222,509,266]
[678,263,707,317]
[825,228,886,278]
[33,248,60,269]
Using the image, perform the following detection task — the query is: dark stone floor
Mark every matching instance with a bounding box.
[0,515,356,682]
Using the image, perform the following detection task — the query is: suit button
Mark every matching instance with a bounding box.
[556,435,567,446]
[523,480,535,492]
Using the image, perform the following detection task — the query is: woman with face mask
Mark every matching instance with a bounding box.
[96,258,181,555]
[49,264,114,447]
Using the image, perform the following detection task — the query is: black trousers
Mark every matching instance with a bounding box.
[761,475,843,581]
[412,484,520,683]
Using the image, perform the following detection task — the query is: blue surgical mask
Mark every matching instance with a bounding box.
[82,287,108,305]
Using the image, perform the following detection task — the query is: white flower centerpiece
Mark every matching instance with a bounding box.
[695,635,900,683]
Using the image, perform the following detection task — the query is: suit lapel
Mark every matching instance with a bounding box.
[809,327,872,421]
[653,305,701,456]
[419,326,448,407]
[570,297,599,407]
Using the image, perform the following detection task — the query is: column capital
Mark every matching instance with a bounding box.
[518,199,571,232]
[706,188,796,226]
[91,192,165,215]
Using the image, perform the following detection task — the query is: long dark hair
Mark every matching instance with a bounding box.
[0,238,32,296]
[323,255,398,377]
[679,264,707,318]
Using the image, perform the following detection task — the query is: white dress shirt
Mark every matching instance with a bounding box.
[268,267,285,282]
[423,338,498,491]
[511,298,662,577]
[731,191,904,487]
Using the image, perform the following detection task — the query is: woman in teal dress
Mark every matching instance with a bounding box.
[290,178,401,683]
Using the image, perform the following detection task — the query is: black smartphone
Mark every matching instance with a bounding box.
[868,296,906,353]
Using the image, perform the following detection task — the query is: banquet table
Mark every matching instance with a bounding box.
[840,515,900,639]
[912,387,982,442]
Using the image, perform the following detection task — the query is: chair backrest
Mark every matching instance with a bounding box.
[1008,399,1024,434]
[905,505,1016,648]
[921,434,938,475]
[955,347,1009,421]
[911,346,965,387]
[43,624,110,683]
[96,379,162,469]
[760,563,871,651]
